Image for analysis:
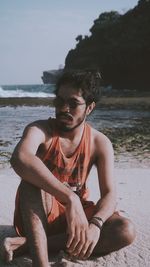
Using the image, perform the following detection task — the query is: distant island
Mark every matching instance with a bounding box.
[41,69,63,84]
[42,0,150,91]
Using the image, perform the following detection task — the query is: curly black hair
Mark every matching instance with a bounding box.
[55,69,102,104]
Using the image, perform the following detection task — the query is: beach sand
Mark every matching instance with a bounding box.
[0,165,150,267]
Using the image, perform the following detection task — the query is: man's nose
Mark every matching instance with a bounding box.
[61,102,70,111]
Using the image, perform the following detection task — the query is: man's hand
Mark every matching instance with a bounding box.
[68,223,100,260]
[65,194,100,259]
[65,194,89,254]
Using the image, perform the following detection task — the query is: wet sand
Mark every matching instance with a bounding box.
[0,96,150,108]
[0,101,150,168]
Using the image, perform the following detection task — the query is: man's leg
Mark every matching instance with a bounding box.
[93,212,136,256]
[1,233,68,263]
[46,212,135,257]
[1,182,66,264]
[1,201,136,263]
[18,180,52,267]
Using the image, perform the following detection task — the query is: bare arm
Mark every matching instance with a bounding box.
[71,133,117,259]
[11,122,89,254]
[65,132,117,260]
[93,132,116,222]
[11,122,75,205]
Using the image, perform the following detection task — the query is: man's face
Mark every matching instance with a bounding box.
[54,84,88,131]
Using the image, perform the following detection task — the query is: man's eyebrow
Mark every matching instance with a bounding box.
[57,95,82,102]
[69,97,81,102]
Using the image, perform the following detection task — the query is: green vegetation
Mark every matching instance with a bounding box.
[65,0,150,91]
[102,124,150,167]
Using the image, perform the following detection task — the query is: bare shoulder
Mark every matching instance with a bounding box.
[90,127,114,156]
[23,118,53,141]
[12,118,55,157]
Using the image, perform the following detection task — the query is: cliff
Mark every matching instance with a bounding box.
[64,0,150,91]
[41,69,63,84]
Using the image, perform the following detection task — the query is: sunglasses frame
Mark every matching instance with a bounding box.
[53,97,86,109]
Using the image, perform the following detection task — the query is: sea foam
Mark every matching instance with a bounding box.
[0,85,55,98]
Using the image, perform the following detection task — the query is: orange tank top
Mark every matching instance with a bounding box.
[43,118,92,199]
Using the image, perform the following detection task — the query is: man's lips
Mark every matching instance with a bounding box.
[57,113,73,121]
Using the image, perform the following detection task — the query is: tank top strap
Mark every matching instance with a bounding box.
[42,118,59,162]
[79,122,91,154]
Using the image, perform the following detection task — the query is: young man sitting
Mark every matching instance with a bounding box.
[2,71,135,267]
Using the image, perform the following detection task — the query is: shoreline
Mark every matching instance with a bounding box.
[0,96,150,109]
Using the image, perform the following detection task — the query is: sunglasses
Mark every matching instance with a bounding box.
[53,97,86,109]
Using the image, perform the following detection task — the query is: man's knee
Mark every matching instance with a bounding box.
[18,180,52,216]
[19,180,39,195]
[18,180,43,213]
[115,216,136,246]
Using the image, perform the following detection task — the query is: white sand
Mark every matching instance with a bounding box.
[0,166,150,266]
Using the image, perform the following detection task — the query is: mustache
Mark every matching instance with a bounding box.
[56,112,73,121]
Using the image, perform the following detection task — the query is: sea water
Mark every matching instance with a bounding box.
[0,84,54,165]
[0,84,149,167]
[0,84,55,98]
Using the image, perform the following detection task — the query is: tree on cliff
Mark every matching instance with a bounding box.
[76,35,83,43]
[65,0,150,91]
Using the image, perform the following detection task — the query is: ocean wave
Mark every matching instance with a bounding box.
[0,86,55,98]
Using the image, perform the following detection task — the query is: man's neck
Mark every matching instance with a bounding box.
[59,121,85,141]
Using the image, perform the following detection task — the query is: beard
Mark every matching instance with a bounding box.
[56,111,86,132]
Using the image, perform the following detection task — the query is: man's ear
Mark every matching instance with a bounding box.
[86,102,96,115]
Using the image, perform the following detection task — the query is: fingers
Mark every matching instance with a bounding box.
[67,228,98,260]
[69,240,95,260]
[67,227,85,255]
[66,222,75,248]
[73,229,86,255]
[79,243,95,259]
[67,233,96,260]
[67,228,80,253]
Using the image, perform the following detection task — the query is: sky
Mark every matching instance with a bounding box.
[0,0,139,85]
